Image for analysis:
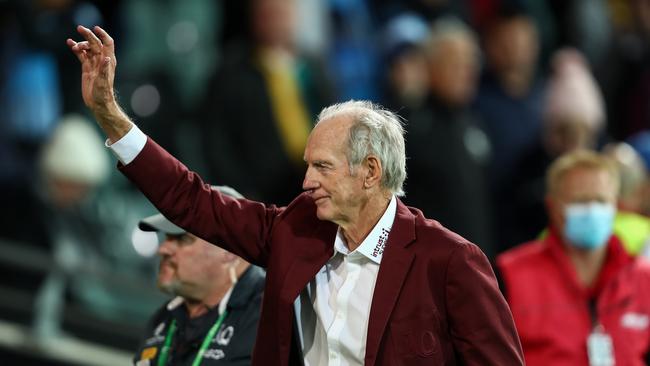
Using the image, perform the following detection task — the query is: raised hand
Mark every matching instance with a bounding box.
[66,25,116,112]
[66,25,132,143]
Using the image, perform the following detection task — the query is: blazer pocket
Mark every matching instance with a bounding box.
[390,311,443,365]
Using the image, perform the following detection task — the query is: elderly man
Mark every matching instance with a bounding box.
[68,26,523,365]
[134,186,264,366]
[497,150,650,365]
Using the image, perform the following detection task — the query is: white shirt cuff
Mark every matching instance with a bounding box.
[105,124,147,165]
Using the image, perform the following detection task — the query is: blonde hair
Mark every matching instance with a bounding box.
[546,149,620,197]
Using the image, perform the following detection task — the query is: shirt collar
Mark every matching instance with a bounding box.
[333,195,397,264]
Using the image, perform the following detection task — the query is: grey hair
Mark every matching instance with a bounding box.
[424,16,479,59]
[316,100,407,196]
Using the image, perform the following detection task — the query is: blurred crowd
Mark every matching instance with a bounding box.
[1,0,650,359]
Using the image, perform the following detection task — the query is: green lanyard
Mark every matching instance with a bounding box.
[157,309,228,366]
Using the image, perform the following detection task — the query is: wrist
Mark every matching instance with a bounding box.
[92,94,119,117]
[93,99,134,143]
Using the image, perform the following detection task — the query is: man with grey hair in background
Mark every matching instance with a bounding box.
[68,25,524,365]
[403,16,495,257]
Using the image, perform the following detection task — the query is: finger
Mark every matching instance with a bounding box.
[67,39,87,62]
[77,25,102,53]
[93,26,114,53]
[68,39,91,51]
[67,40,90,55]
[74,41,91,51]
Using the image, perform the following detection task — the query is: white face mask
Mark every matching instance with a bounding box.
[563,202,615,250]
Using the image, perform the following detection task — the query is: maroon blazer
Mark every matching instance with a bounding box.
[121,138,524,365]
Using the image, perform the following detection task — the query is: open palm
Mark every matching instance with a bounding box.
[66,25,117,111]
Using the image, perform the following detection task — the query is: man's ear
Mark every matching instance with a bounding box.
[364,155,383,189]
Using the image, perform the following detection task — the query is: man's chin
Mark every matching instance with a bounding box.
[315,208,332,221]
[157,280,182,296]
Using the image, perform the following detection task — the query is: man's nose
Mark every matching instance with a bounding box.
[302,168,318,191]
[157,238,176,256]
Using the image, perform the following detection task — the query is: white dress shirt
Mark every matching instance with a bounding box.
[108,125,397,365]
[298,196,396,366]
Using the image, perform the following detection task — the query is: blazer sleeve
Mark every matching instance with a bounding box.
[119,137,281,266]
[445,242,525,365]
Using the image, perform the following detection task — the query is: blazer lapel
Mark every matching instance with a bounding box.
[364,200,416,366]
[281,220,337,303]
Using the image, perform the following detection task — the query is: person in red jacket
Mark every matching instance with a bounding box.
[497,150,650,365]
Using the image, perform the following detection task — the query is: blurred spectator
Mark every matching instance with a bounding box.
[402,16,495,256]
[0,114,161,340]
[134,186,264,366]
[628,131,650,173]
[119,0,219,111]
[221,0,329,59]
[0,114,109,337]
[0,114,108,256]
[515,0,557,67]
[503,48,606,250]
[604,142,648,214]
[0,0,101,183]
[543,50,606,152]
[628,131,650,219]
[472,0,556,71]
[475,5,545,190]
[497,150,650,365]
[380,12,430,113]
[328,0,380,100]
[117,0,219,170]
[547,0,611,68]
[600,0,650,140]
[603,142,650,257]
[198,0,334,204]
[474,5,546,252]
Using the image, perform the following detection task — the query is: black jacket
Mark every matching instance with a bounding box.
[133,266,265,366]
